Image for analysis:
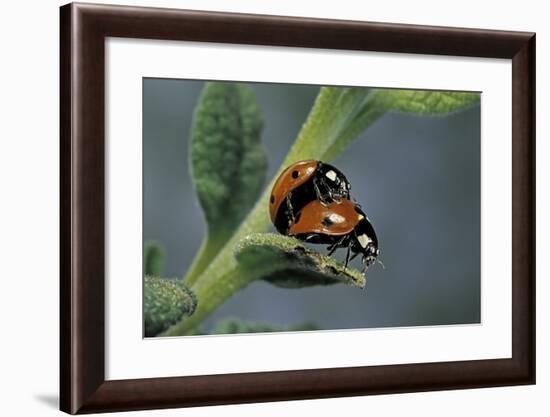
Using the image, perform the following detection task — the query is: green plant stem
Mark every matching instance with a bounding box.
[164,266,251,335]
[163,87,378,336]
[162,187,275,336]
[184,231,231,287]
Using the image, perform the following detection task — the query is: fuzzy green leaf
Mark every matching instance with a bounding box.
[144,276,197,337]
[322,89,480,160]
[144,241,165,276]
[186,82,267,285]
[369,89,480,115]
[211,318,319,335]
[234,233,366,289]
[190,82,266,232]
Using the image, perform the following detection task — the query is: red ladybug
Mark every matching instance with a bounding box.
[269,160,351,234]
[288,198,379,272]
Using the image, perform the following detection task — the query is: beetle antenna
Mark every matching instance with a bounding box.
[377,259,386,270]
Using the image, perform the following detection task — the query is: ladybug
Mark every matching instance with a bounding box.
[269,160,351,234]
[288,198,379,272]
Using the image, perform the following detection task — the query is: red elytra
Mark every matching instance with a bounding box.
[269,160,319,223]
[288,198,360,236]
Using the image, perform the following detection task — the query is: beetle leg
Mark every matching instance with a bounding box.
[327,240,340,255]
[313,178,323,202]
[344,244,351,269]
[349,251,359,262]
[361,256,374,275]
[285,193,295,223]
[327,235,347,256]
[325,179,341,202]
[319,175,346,202]
[327,243,339,256]
[321,177,340,202]
[313,177,329,205]
[361,258,368,275]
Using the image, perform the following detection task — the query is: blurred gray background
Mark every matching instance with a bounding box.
[143,78,480,332]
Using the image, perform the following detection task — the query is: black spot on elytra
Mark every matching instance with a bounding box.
[270,195,275,204]
[322,216,333,227]
[291,170,299,179]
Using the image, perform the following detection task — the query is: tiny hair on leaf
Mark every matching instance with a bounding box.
[144,276,197,337]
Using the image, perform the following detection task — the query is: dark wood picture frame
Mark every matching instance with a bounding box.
[60,2,536,414]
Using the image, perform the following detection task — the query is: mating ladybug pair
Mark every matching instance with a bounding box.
[269,160,379,273]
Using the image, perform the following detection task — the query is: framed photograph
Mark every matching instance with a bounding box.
[60,2,535,414]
